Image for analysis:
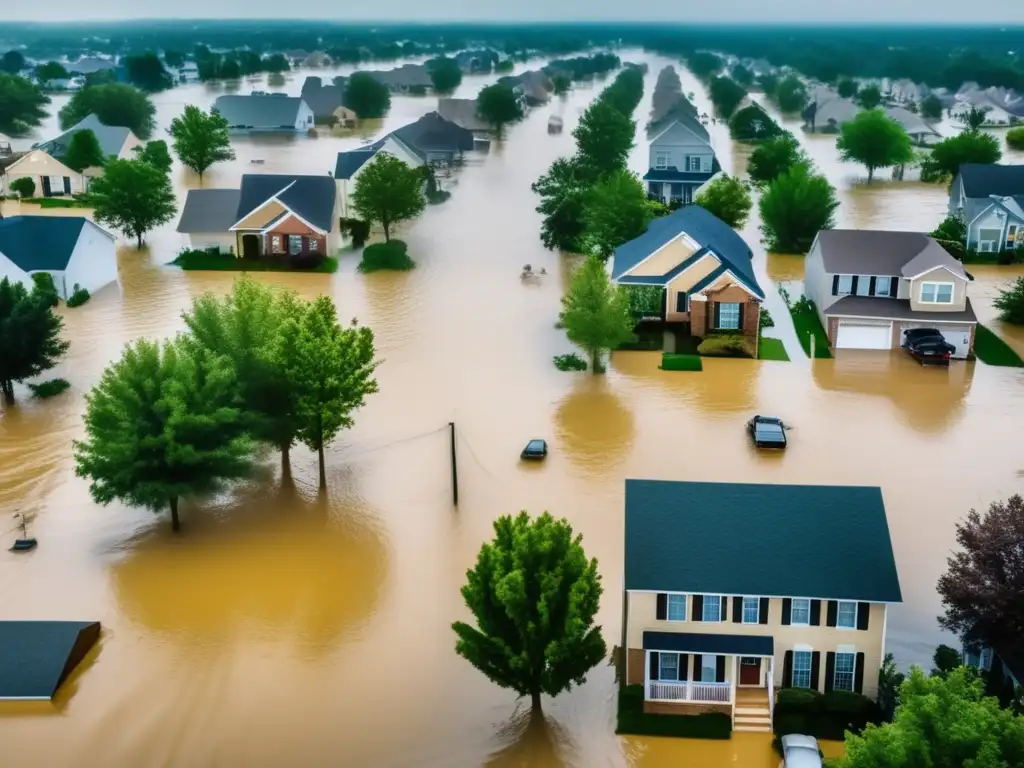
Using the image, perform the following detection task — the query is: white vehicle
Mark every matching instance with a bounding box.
[780,734,822,768]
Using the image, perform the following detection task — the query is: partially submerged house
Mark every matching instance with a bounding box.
[0,149,84,197]
[437,98,490,133]
[33,114,144,181]
[949,163,1024,253]
[884,106,941,145]
[362,64,432,93]
[213,93,314,133]
[802,88,859,133]
[301,76,348,122]
[643,111,719,206]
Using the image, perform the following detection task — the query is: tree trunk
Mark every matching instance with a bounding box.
[382,220,391,242]
[530,689,542,713]
[169,497,180,532]
[198,169,204,187]
[1,379,14,405]
[867,166,874,183]
[590,348,600,374]
[137,232,143,248]
[316,413,326,490]
[281,443,292,482]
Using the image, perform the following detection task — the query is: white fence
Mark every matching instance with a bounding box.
[647,680,731,703]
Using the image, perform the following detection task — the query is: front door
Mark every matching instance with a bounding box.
[739,657,761,685]
[241,234,260,259]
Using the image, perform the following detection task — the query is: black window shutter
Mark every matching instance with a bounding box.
[781,598,792,625]
[857,603,870,630]
[676,292,687,312]
[832,275,840,295]
[824,652,836,693]
[854,652,865,694]
[732,597,743,623]
[890,276,899,297]
[782,651,793,687]
[868,276,876,296]
[811,651,821,691]
[63,176,71,194]
[737,302,745,329]
[851,276,860,295]
[826,600,838,627]
[759,597,769,624]
[692,594,703,621]
[716,655,726,683]
[692,655,703,682]
[656,593,667,621]
[810,600,822,626]
[679,653,689,681]
[720,596,728,621]
[649,651,659,681]
[713,302,721,328]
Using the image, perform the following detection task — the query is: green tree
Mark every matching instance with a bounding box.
[428,57,462,93]
[0,73,50,135]
[730,64,754,87]
[756,72,779,95]
[582,170,655,260]
[573,99,635,178]
[876,653,905,721]
[124,51,173,92]
[89,157,176,247]
[552,74,571,94]
[994,277,1024,324]
[532,156,589,252]
[343,72,391,119]
[237,51,263,76]
[36,61,70,83]
[836,109,914,182]
[1,50,25,74]
[169,104,235,183]
[262,54,290,73]
[277,297,378,490]
[687,52,723,80]
[73,338,253,532]
[695,174,753,229]
[9,176,35,198]
[837,78,858,99]
[350,153,425,242]
[218,58,242,80]
[133,139,173,174]
[495,59,514,74]
[1006,126,1024,151]
[709,76,747,118]
[59,83,156,139]
[62,128,106,178]
[452,511,606,713]
[931,644,963,678]
[163,50,185,68]
[747,133,808,187]
[729,104,782,142]
[956,105,990,131]
[833,668,1024,768]
[559,255,635,372]
[857,84,883,109]
[920,94,943,120]
[920,131,1002,183]
[775,75,809,113]
[475,83,523,135]
[930,213,969,259]
[759,163,839,253]
[0,277,70,405]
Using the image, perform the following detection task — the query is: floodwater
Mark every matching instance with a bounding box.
[2,52,1024,767]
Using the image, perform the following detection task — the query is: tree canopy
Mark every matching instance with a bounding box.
[573,99,635,178]
[730,64,753,87]
[532,156,589,252]
[759,162,839,253]
[1,50,25,74]
[775,75,809,113]
[163,50,185,68]
[427,56,462,93]
[1008,127,1024,151]
[709,76,747,118]
[994,277,1024,324]
[695,174,753,229]
[343,72,391,118]
[62,128,106,172]
[124,51,173,92]
[836,109,914,182]
[36,61,70,82]
[857,84,883,109]
[729,103,783,142]
[475,83,523,134]
[920,131,1002,183]
[956,105,990,131]
[747,133,808,187]
[59,83,157,139]
[837,78,858,98]
[920,94,943,120]
[0,73,50,135]
[350,153,426,242]
[559,255,635,372]
[90,157,176,247]
[133,139,173,174]
[0,278,70,405]
[169,104,236,182]
[687,52,723,80]
[452,511,606,712]
[582,170,655,260]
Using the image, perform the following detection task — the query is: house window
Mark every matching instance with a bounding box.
[270,235,282,253]
[702,654,718,683]
[742,597,759,624]
[688,156,702,172]
[834,652,856,691]
[874,276,892,297]
[1008,224,1018,247]
[288,235,303,255]
[702,595,722,622]
[675,292,688,313]
[978,228,1001,252]
[791,598,811,626]
[717,303,740,330]
[837,601,857,629]
[836,275,853,296]
[659,652,681,681]
[792,650,812,689]
[667,594,687,621]
[654,151,671,170]
[307,237,321,253]
[920,282,953,304]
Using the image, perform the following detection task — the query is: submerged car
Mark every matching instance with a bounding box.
[747,415,787,449]
[520,439,548,460]
[902,327,943,348]
[780,734,822,768]
[907,337,955,366]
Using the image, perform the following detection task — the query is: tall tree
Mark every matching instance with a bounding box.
[133,139,173,174]
[920,94,943,120]
[759,163,839,253]
[89,157,176,247]
[937,495,1024,650]
[452,511,606,713]
[920,131,1001,183]
[428,57,462,93]
[74,338,254,532]
[124,51,173,92]
[0,73,50,135]
[36,61,70,83]
[695,174,753,229]
[475,83,523,135]
[956,105,990,131]
[262,54,290,73]
[729,104,782,142]
[1,50,25,74]
[277,297,378,490]
[163,50,185,69]
[573,99,635,178]
[558,255,635,372]
[836,109,914,182]
[169,104,235,183]
[0,278,70,405]
[350,153,425,242]
[686,52,723,80]
[837,78,858,99]
[62,128,106,173]
[856,84,883,109]
[343,72,391,119]
[747,133,809,187]
[730,64,754,87]
[532,156,590,252]
[59,83,156,139]
[709,76,747,118]
[582,170,655,260]
[774,75,809,113]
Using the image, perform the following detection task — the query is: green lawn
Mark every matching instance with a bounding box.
[973,324,1024,367]
[786,300,833,359]
[758,336,791,361]
[172,250,339,274]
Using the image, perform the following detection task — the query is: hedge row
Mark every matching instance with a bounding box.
[616,685,732,739]
[773,687,883,741]
[661,353,703,371]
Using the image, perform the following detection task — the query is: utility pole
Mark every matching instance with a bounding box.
[448,421,459,507]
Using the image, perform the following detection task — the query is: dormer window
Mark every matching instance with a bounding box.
[654,151,671,170]
[920,282,953,304]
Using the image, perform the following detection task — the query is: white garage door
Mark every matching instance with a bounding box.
[836,321,893,350]
[900,324,973,359]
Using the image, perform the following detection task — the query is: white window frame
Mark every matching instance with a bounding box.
[742,596,760,624]
[702,594,722,622]
[666,594,687,622]
[654,150,671,170]
[833,651,856,692]
[792,650,812,689]
[836,274,853,296]
[701,654,718,683]
[288,235,303,255]
[874,276,892,297]
[688,156,702,172]
[659,652,682,681]
[920,281,954,304]
[790,598,811,626]
[717,302,741,330]
[836,601,858,629]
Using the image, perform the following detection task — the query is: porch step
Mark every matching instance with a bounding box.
[734,706,771,717]
[734,723,773,732]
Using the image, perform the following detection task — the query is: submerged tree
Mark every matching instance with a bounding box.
[0,278,70,405]
[747,133,808,187]
[559,255,635,373]
[475,83,523,136]
[994,277,1024,325]
[452,511,606,713]
[169,104,235,183]
[582,169,655,260]
[350,153,425,242]
[59,83,156,139]
[89,157,176,247]
[695,174,753,229]
[573,99,635,178]
[920,131,1001,184]
[532,156,590,252]
[836,109,913,183]
[759,163,839,253]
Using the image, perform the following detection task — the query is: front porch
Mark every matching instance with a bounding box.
[235,230,325,259]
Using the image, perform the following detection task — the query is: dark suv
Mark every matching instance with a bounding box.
[902,328,943,348]
[908,337,955,365]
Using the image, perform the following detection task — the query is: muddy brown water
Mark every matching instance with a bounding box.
[2,52,1024,767]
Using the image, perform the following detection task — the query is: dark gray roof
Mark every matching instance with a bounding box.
[958,164,1024,198]
[611,206,763,298]
[624,480,903,603]
[34,114,134,159]
[826,296,978,323]
[815,230,966,278]
[300,77,346,119]
[0,621,101,699]
[649,110,709,143]
[391,112,474,159]
[334,149,377,180]
[0,215,91,271]
[236,174,337,232]
[213,94,306,129]
[437,98,489,132]
[176,189,243,233]
[360,64,432,89]
[643,631,774,656]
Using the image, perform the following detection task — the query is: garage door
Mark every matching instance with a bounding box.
[900,324,973,359]
[836,321,893,350]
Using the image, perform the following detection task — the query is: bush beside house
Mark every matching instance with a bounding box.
[773,688,883,741]
[616,684,732,739]
[358,240,415,272]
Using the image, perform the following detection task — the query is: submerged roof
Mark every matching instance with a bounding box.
[34,113,135,159]
[176,189,243,233]
[437,98,489,131]
[957,163,1024,199]
[0,621,101,699]
[0,216,102,271]
[624,480,903,603]
[213,94,307,128]
[814,229,967,280]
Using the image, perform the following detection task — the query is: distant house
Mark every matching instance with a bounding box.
[65,57,117,76]
[213,94,314,133]
[802,88,859,133]
[884,106,941,145]
[952,84,1024,126]
[334,135,424,221]
[437,98,490,133]
[362,64,432,93]
[332,106,358,129]
[176,174,339,257]
[391,112,475,164]
[949,163,1024,253]
[454,49,495,74]
[301,76,348,122]
[643,113,719,206]
[33,114,144,182]
[804,229,977,358]
[302,51,331,68]
[0,216,118,299]
[0,149,83,197]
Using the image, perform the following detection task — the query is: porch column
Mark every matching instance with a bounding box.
[730,656,737,707]
[644,650,650,701]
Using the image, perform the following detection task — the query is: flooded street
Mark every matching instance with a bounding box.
[2,51,1024,767]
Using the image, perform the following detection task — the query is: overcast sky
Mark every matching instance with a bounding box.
[3,2,1023,23]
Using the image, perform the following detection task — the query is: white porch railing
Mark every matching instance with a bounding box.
[647,680,731,703]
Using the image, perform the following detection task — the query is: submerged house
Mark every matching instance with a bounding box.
[437,98,490,133]
[33,114,144,182]
[300,76,348,122]
[643,112,719,206]
[0,150,83,197]
[949,163,1024,253]
[213,94,314,133]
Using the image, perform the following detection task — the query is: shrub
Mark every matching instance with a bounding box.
[616,685,731,738]
[426,189,451,204]
[774,686,881,740]
[339,217,370,247]
[358,240,415,272]
[1008,126,1024,150]
[28,378,71,398]
[289,250,326,270]
[994,277,1024,324]
[760,308,775,329]
[661,353,702,371]
[66,284,90,307]
[553,353,588,371]
[10,177,35,198]
[777,687,822,709]
[698,334,752,357]
[31,272,59,306]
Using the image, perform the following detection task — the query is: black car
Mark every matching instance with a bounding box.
[747,415,787,449]
[520,439,548,460]
[908,338,955,365]
[902,328,943,348]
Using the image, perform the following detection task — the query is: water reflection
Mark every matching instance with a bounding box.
[554,377,635,474]
[613,353,759,416]
[483,709,568,768]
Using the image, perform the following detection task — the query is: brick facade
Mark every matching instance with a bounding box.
[643,701,732,716]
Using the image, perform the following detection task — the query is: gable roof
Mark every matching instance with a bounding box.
[611,206,763,298]
[649,112,710,144]
[814,229,967,280]
[213,94,307,128]
[176,189,243,233]
[884,106,940,137]
[437,98,489,132]
[1,149,78,178]
[33,114,135,159]
[235,174,337,232]
[0,621,101,700]
[334,149,378,180]
[0,215,98,271]
[624,480,903,603]
[958,164,1024,199]
[300,76,346,119]
[391,112,474,159]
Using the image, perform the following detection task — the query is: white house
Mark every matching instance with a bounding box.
[213,94,315,133]
[333,135,424,220]
[0,150,85,197]
[0,216,118,300]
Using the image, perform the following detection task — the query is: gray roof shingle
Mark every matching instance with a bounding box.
[624,480,903,603]
[0,216,89,271]
[958,163,1024,198]
[391,112,475,159]
[213,95,307,129]
[825,296,978,322]
[33,114,134,159]
[0,621,101,699]
[814,230,966,278]
[176,189,243,233]
[236,174,337,232]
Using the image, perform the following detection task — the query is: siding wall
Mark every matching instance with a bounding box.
[625,236,699,278]
[908,267,968,312]
[63,223,118,299]
[649,122,715,173]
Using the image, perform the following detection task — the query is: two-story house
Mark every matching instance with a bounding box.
[622,480,902,734]
[804,229,977,358]
[948,163,1024,253]
[643,112,719,206]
